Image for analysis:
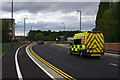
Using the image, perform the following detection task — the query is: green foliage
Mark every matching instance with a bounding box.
[27,30,80,41]
[2,20,11,43]
[2,42,23,54]
[94,1,120,42]
[27,30,37,41]
[34,33,44,41]
[118,2,120,42]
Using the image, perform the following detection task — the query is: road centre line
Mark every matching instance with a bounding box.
[15,45,26,80]
[26,44,55,80]
[29,44,76,80]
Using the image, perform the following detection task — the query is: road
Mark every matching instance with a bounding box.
[32,44,119,79]
[1,43,119,80]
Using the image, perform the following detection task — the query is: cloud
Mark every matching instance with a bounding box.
[2,2,99,15]
[15,18,95,36]
[1,2,100,36]
[2,0,101,2]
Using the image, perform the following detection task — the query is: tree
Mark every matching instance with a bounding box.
[94,1,119,42]
[27,30,37,41]
[2,20,10,43]
[27,30,81,41]
[34,33,44,41]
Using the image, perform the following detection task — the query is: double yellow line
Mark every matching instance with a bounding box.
[30,45,76,80]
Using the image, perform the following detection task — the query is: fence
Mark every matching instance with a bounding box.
[104,43,120,51]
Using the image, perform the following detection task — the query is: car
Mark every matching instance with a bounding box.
[37,41,44,44]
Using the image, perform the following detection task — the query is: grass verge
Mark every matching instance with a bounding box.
[1,42,24,56]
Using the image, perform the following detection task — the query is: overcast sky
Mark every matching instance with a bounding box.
[1,1,100,36]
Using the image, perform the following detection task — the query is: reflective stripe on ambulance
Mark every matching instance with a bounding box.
[87,33,104,53]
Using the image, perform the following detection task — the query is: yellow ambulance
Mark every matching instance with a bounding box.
[70,31,104,58]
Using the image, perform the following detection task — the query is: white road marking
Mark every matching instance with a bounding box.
[109,63,118,67]
[105,53,120,56]
[26,44,56,80]
[0,51,8,58]
[15,45,26,80]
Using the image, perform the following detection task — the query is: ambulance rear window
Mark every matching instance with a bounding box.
[74,39,81,45]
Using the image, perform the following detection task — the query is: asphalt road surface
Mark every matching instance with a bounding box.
[2,45,51,80]
[1,44,119,80]
[32,44,119,79]
[2,45,19,80]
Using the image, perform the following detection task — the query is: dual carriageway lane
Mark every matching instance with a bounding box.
[32,44,119,79]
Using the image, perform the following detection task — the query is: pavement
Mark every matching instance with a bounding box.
[1,44,51,80]
[2,45,20,80]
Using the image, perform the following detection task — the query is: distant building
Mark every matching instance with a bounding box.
[0,18,15,40]
[15,36,25,41]
[67,37,73,41]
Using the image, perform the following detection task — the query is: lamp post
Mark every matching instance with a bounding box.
[77,10,81,32]
[31,25,32,31]
[24,17,28,44]
[62,23,65,31]
[11,0,13,49]
[62,23,66,42]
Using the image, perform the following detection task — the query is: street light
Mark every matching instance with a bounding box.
[77,10,81,32]
[24,17,28,44]
[31,25,32,31]
[31,25,34,31]
[62,23,66,42]
[62,23,65,31]
[11,0,13,49]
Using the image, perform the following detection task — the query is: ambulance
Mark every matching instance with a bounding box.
[70,31,104,58]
